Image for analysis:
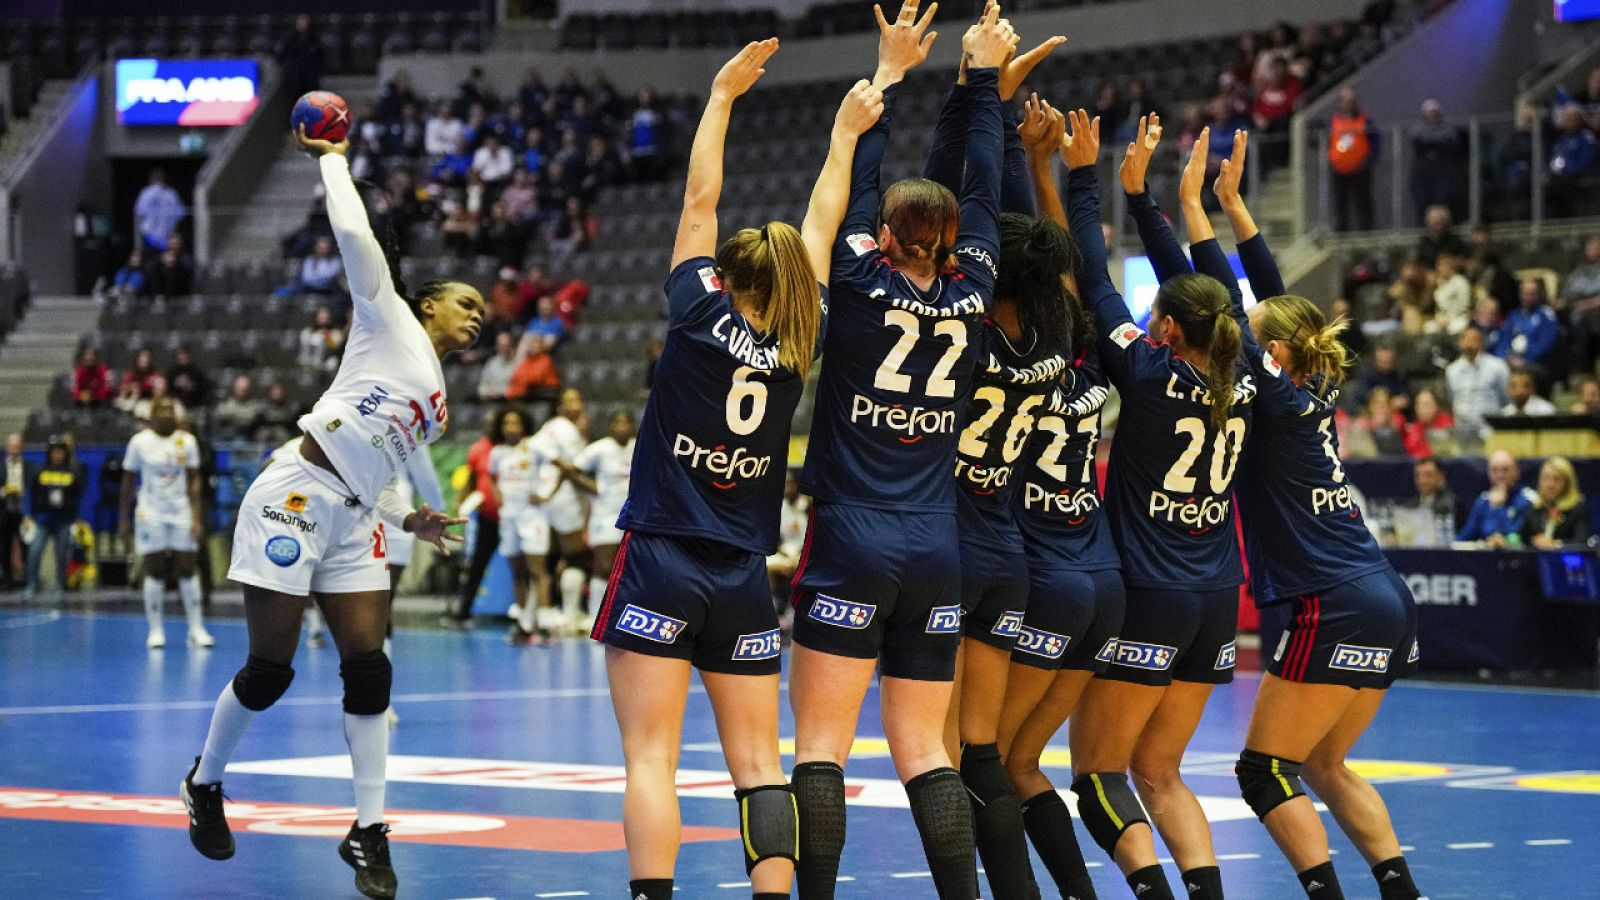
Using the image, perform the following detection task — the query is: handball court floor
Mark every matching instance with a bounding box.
[1,600,1597,899]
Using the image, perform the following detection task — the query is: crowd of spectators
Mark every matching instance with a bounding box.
[467,264,591,404]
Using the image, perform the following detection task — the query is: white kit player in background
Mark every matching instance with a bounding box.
[559,409,636,634]
[528,387,591,632]
[120,396,211,649]
[494,426,562,643]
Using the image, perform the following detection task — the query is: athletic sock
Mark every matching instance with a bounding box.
[793,761,846,899]
[1126,865,1175,900]
[587,576,607,620]
[1021,790,1096,899]
[628,878,673,900]
[304,605,325,637]
[559,566,584,622]
[178,575,203,632]
[960,743,1039,899]
[1182,865,1224,900]
[382,636,392,658]
[1298,861,1345,898]
[343,712,389,827]
[1372,856,1421,899]
[905,767,979,900]
[143,577,164,632]
[753,894,787,900]
[195,683,255,784]
[518,587,537,634]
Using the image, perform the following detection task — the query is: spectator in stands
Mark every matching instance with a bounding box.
[71,347,111,408]
[1576,65,1600,130]
[111,249,147,299]
[579,134,622,202]
[439,197,480,258]
[1502,368,1557,417]
[1457,450,1537,546]
[298,306,346,371]
[546,197,595,263]
[425,100,465,158]
[1495,278,1560,384]
[165,346,211,411]
[1388,255,1435,333]
[1,433,24,590]
[1431,252,1471,334]
[209,375,261,443]
[134,168,184,252]
[1570,376,1600,415]
[280,196,332,261]
[1415,206,1468,266]
[126,375,186,425]
[1548,104,1599,217]
[1560,235,1600,324]
[500,168,539,225]
[250,382,298,445]
[521,294,567,356]
[379,70,420,122]
[1467,225,1519,315]
[1252,57,1301,171]
[431,136,474,188]
[521,128,547,173]
[117,350,161,404]
[1446,324,1510,430]
[1401,387,1454,458]
[1328,87,1378,231]
[1354,343,1409,412]
[627,86,665,181]
[22,436,80,603]
[480,202,529,268]
[274,14,323,99]
[146,239,194,298]
[1522,456,1593,548]
[1411,99,1465,222]
[487,266,529,327]
[478,331,519,401]
[456,66,493,117]
[1354,385,1399,434]
[284,236,345,297]
[1407,455,1458,528]
[347,139,384,183]
[472,133,516,188]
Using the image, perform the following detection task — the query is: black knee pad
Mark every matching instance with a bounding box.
[1070,772,1149,855]
[959,743,1017,807]
[1236,748,1305,821]
[231,655,294,712]
[735,784,798,875]
[338,649,392,715]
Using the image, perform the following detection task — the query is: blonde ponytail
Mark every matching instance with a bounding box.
[1206,312,1242,430]
[714,222,822,378]
[1256,294,1351,394]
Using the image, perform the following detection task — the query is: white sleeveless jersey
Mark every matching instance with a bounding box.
[297,153,449,507]
[530,415,585,516]
[490,439,545,514]
[122,429,199,523]
[575,436,634,532]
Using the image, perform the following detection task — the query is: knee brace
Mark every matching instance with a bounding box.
[231,655,294,712]
[1235,748,1305,821]
[959,743,1016,808]
[735,784,798,875]
[1070,772,1149,855]
[338,649,392,715]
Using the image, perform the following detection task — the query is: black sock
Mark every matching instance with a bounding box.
[1126,864,1175,900]
[960,743,1040,900]
[753,895,788,900]
[792,761,846,900]
[1181,865,1224,900]
[1298,861,1345,898]
[905,767,980,900]
[1021,790,1096,899]
[1372,856,1421,900]
[629,878,672,900]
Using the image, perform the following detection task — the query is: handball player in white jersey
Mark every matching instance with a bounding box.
[530,387,591,631]
[557,409,635,634]
[178,125,481,900]
[119,396,211,649]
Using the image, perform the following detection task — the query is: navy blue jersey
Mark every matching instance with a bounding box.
[954,323,1071,549]
[1067,167,1254,591]
[619,257,826,555]
[801,71,1004,511]
[1014,350,1119,571]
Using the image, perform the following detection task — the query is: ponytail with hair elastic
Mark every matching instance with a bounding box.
[715,222,821,378]
[1206,314,1242,430]
[1255,295,1351,395]
[1154,274,1241,430]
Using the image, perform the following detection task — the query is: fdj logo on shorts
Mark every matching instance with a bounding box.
[732,629,782,661]
[1215,641,1237,670]
[616,604,685,645]
[1094,638,1119,663]
[1329,644,1391,674]
[264,535,301,567]
[1114,641,1177,671]
[1016,626,1068,660]
[808,595,875,630]
[925,605,962,634]
[990,611,1024,639]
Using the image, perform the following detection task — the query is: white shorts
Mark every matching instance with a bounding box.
[135,516,198,556]
[387,529,415,567]
[587,514,624,549]
[227,455,389,595]
[543,492,587,536]
[499,506,550,558]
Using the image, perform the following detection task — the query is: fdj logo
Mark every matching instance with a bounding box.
[1214,641,1237,670]
[356,385,390,416]
[808,595,875,630]
[1094,639,1119,663]
[1016,626,1068,660]
[263,535,300,568]
[990,611,1024,639]
[615,604,685,645]
[732,629,782,661]
[1114,641,1177,671]
[925,605,962,634]
[1329,644,1391,674]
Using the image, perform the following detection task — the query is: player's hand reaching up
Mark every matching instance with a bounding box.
[1119,113,1163,195]
[1019,94,1065,160]
[1213,129,1249,209]
[964,3,1015,70]
[404,503,468,555]
[1060,107,1100,171]
[1000,33,1065,101]
[711,38,778,103]
[835,79,886,138]
[1180,126,1211,209]
[295,123,348,157]
[873,0,938,86]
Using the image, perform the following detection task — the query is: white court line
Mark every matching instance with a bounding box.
[0,685,621,716]
[1400,845,1415,852]
[835,876,856,883]
[715,883,750,889]
[0,610,62,629]
[536,892,591,898]
[1526,839,1572,846]
[1446,842,1494,850]
[1216,853,1262,861]
[890,872,934,879]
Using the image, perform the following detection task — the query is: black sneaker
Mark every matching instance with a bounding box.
[180,756,235,860]
[338,821,397,899]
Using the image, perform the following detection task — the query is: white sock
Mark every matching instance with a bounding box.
[143,577,164,632]
[178,575,204,632]
[382,636,392,658]
[587,577,607,618]
[344,712,389,827]
[519,584,538,633]
[304,605,324,636]
[195,683,255,784]
[559,567,585,619]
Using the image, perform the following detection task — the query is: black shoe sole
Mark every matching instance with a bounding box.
[338,840,397,899]
[180,778,235,861]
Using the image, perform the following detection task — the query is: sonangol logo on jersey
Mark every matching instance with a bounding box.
[1110,324,1145,349]
[732,629,782,661]
[1261,350,1283,377]
[809,595,875,630]
[616,604,685,644]
[1329,644,1391,674]
[698,266,722,294]
[990,611,1024,639]
[1215,641,1237,670]
[1114,640,1177,671]
[1015,626,1068,660]
[925,605,962,634]
[284,492,308,513]
[264,535,301,567]
[845,233,877,257]
[1094,638,1119,663]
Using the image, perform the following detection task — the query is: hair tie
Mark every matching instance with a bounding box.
[759,225,770,241]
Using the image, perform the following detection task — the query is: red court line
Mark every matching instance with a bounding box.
[0,787,738,852]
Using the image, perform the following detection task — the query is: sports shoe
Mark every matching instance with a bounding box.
[384,706,399,728]
[147,629,167,649]
[187,627,215,648]
[507,602,523,621]
[506,625,533,645]
[338,821,398,899]
[180,757,234,860]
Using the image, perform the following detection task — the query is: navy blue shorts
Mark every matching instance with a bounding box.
[1100,584,1238,686]
[1012,565,1125,673]
[959,540,1028,651]
[791,503,963,681]
[1265,567,1419,689]
[590,531,782,675]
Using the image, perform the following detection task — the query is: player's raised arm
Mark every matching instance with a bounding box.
[1061,109,1126,330]
[949,8,1016,289]
[1213,129,1288,300]
[299,126,392,306]
[671,39,778,269]
[1120,114,1194,282]
[1020,96,1067,226]
[802,81,884,289]
[871,0,938,91]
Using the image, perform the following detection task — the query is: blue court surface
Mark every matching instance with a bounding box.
[2,604,1596,899]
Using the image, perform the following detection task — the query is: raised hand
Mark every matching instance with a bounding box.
[1118,113,1162,195]
[964,3,1015,70]
[711,38,779,102]
[1019,94,1065,159]
[1000,34,1066,101]
[874,0,938,84]
[1060,107,1100,170]
[1179,125,1211,209]
[835,79,886,137]
[1213,129,1249,209]
[295,123,348,157]
[405,503,468,555]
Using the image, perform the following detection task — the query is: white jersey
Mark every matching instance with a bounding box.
[297,153,449,507]
[123,429,199,523]
[490,439,546,514]
[530,415,586,524]
[575,436,634,533]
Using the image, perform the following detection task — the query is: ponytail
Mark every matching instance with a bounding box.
[1206,314,1241,430]
[1153,273,1240,430]
[880,178,960,274]
[715,222,822,378]
[1254,294,1351,395]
